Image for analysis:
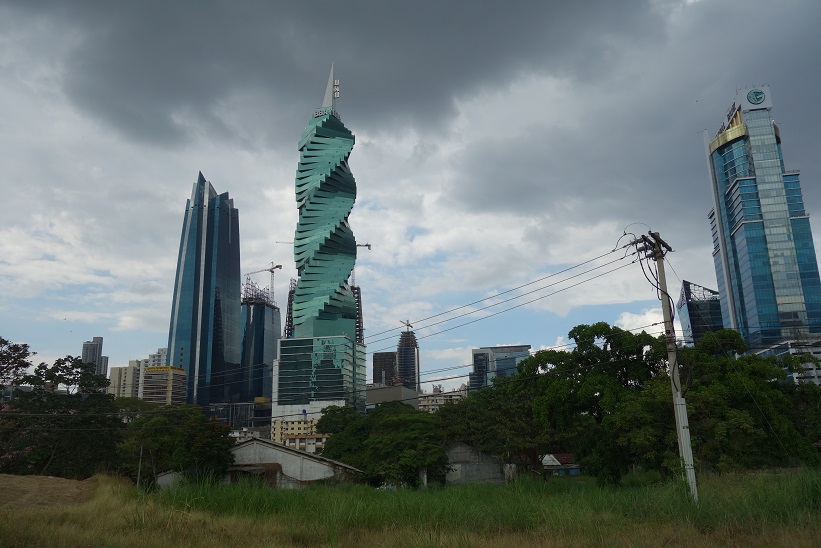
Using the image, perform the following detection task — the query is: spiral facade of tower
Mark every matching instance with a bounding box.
[291,74,358,341]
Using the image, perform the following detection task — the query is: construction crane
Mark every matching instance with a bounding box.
[243,263,283,307]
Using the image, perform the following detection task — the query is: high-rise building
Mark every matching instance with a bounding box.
[469,345,531,391]
[81,336,109,377]
[396,330,420,392]
[167,172,242,406]
[290,65,358,341]
[676,280,724,345]
[240,278,281,402]
[707,86,821,348]
[142,366,187,405]
[147,348,167,368]
[372,351,397,386]
[273,66,366,417]
[108,360,142,399]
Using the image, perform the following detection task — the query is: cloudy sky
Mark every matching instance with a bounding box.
[2,0,820,390]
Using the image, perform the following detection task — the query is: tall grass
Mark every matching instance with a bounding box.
[2,469,819,546]
[153,469,821,544]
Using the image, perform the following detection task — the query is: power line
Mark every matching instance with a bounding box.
[364,245,634,341]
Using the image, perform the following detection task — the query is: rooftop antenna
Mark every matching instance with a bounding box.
[402,320,412,332]
[322,63,339,113]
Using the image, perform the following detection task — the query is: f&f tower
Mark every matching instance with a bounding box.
[292,64,358,340]
[274,66,366,417]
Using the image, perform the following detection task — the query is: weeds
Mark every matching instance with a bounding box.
[2,469,820,546]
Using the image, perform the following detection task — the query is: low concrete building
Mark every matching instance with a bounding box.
[418,384,467,413]
[445,442,505,485]
[365,384,419,410]
[271,400,339,454]
[230,438,361,488]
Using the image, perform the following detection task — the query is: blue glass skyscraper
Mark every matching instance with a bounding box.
[167,172,242,405]
[240,280,281,401]
[707,86,821,348]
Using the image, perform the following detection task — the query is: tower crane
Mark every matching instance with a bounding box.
[243,263,283,307]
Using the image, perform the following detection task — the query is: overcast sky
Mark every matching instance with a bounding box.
[2,0,820,389]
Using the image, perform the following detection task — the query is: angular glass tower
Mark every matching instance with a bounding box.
[291,65,358,341]
[707,87,821,348]
[167,172,242,406]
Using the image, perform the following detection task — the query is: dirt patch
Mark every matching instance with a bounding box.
[0,474,97,508]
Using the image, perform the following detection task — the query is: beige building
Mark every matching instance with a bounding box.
[271,401,341,454]
[108,360,143,399]
[142,366,186,405]
[418,384,468,413]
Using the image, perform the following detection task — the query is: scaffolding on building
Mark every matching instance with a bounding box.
[284,278,296,338]
[241,277,274,307]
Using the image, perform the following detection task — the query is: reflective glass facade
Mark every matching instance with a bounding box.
[240,301,281,401]
[277,336,366,412]
[291,87,358,341]
[396,330,420,392]
[676,280,724,345]
[277,69,367,414]
[469,345,531,390]
[707,87,821,348]
[167,172,242,405]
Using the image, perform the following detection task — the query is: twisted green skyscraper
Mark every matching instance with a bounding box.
[292,65,358,340]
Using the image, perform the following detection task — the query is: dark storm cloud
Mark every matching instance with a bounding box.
[4,0,667,147]
[447,0,821,248]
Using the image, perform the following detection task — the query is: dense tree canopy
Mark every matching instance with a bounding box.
[117,405,234,485]
[318,402,448,487]
[440,324,821,484]
[1,337,235,483]
[0,354,122,478]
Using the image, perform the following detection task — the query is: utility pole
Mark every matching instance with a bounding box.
[637,231,698,502]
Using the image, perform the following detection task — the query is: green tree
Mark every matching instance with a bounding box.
[118,405,234,484]
[364,411,448,487]
[679,330,820,471]
[439,373,549,468]
[0,355,122,478]
[527,322,667,484]
[318,402,448,487]
[0,336,33,389]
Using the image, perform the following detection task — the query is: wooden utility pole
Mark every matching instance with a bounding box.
[638,232,698,502]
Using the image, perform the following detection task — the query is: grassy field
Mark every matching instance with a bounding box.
[1,469,820,547]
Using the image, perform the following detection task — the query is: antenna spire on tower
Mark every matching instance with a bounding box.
[322,63,339,111]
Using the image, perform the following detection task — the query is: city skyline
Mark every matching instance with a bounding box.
[2,2,821,391]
